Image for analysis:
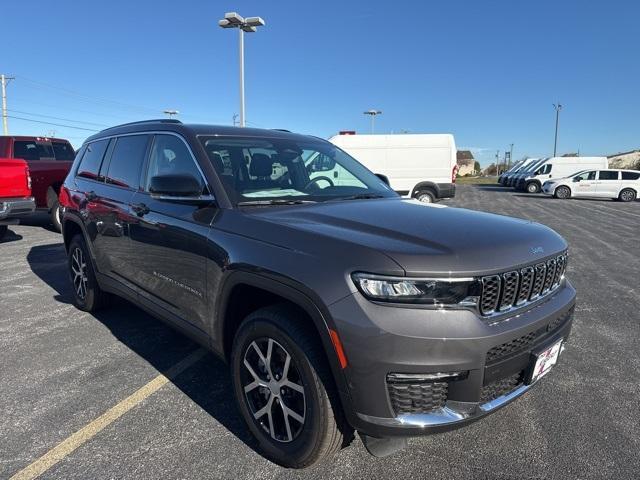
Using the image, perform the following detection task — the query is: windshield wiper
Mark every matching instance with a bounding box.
[237,199,317,207]
[331,193,385,201]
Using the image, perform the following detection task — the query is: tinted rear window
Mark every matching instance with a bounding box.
[13,140,54,160]
[52,142,75,161]
[621,171,640,180]
[105,135,150,189]
[598,171,619,180]
[77,139,109,180]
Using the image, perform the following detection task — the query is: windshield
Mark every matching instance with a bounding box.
[199,136,397,205]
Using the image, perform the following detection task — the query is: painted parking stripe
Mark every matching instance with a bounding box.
[10,348,207,480]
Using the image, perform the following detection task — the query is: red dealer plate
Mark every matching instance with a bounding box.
[529,339,563,384]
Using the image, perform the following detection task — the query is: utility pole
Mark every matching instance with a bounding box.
[232,113,239,126]
[553,103,562,156]
[495,150,500,175]
[1,74,15,135]
[508,143,514,168]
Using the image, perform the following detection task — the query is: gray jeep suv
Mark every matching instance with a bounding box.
[60,120,576,468]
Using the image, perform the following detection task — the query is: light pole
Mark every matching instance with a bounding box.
[163,109,179,118]
[363,110,382,133]
[553,103,562,156]
[219,12,265,128]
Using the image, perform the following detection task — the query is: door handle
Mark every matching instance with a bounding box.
[131,202,150,217]
[86,190,97,201]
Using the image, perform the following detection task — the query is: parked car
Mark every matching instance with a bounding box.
[518,156,609,193]
[542,169,639,201]
[498,159,525,185]
[0,157,35,239]
[61,120,576,467]
[328,133,457,203]
[0,136,75,232]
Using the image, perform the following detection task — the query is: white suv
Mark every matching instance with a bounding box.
[542,169,640,202]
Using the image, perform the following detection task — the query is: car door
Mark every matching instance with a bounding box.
[93,134,151,286]
[571,170,598,197]
[595,170,620,198]
[128,133,215,333]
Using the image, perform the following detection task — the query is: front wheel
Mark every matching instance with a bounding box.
[231,305,352,468]
[619,188,637,202]
[554,186,571,199]
[526,182,540,194]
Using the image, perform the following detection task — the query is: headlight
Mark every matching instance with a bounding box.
[351,272,479,305]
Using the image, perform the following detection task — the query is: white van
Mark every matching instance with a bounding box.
[520,156,608,193]
[328,133,457,203]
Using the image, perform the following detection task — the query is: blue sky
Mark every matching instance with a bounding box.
[2,0,639,165]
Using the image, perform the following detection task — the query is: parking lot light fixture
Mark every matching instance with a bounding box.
[218,12,265,128]
[364,109,382,134]
[553,103,562,157]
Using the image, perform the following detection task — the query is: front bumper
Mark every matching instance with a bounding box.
[329,280,576,438]
[542,183,556,195]
[0,196,36,224]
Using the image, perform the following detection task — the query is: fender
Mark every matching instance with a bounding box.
[214,269,357,423]
[410,181,439,198]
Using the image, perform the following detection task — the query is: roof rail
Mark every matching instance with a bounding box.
[99,118,182,132]
[271,128,291,133]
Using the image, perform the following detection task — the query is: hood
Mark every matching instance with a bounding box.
[248,198,568,276]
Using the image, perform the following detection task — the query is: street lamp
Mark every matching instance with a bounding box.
[553,103,562,156]
[163,109,179,118]
[219,12,265,127]
[363,109,382,134]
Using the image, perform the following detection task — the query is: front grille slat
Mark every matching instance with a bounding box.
[479,252,567,318]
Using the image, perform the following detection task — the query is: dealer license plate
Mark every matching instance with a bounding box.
[529,339,563,384]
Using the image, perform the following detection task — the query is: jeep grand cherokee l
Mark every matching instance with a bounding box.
[60,120,576,468]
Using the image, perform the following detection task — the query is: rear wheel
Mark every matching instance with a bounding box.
[415,190,436,203]
[231,305,351,468]
[0,225,7,241]
[619,188,636,203]
[68,235,110,312]
[50,200,62,233]
[526,182,540,194]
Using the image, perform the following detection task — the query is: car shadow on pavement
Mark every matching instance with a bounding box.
[17,211,59,233]
[0,228,23,244]
[26,243,260,456]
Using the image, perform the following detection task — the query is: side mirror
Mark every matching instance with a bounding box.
[307,155,336,173]
[375,173,391,186]
[149,174,203,197]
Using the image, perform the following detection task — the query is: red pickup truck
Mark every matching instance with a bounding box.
[0,136,75,232]
[0,158,35,240]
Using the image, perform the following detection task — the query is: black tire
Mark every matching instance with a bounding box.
[67,234,110,312]
[619,188,637,203]
[415,190,436,203]
[0,225,7,241]
[50,199,62,233]
[526,182,540,194]
[554,186,571,199]
[231,305,352,468]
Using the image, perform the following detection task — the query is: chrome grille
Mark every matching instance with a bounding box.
[542,259,557,293]
[479,253,567,317]
[516,267,534,305]
[480,276,501,314]
[499,271,519,310]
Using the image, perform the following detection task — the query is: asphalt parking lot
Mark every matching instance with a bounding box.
[1,184,639,479]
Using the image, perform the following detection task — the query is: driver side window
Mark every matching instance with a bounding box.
[145,134,207,194]
[576,171,596,181]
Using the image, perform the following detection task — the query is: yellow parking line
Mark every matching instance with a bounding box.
[10,348,207,480]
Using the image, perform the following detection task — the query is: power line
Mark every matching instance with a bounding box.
[7,116,99,132]
[7,109,110,127]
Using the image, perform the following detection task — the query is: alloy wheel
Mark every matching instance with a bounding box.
[71,247,88,300]
[621,190,635,202]
[241,337,306,443]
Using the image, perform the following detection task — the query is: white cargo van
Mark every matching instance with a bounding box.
[521,156,608,193]
[328,133,457,203]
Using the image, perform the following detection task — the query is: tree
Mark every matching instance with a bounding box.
[474,160,481,174]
